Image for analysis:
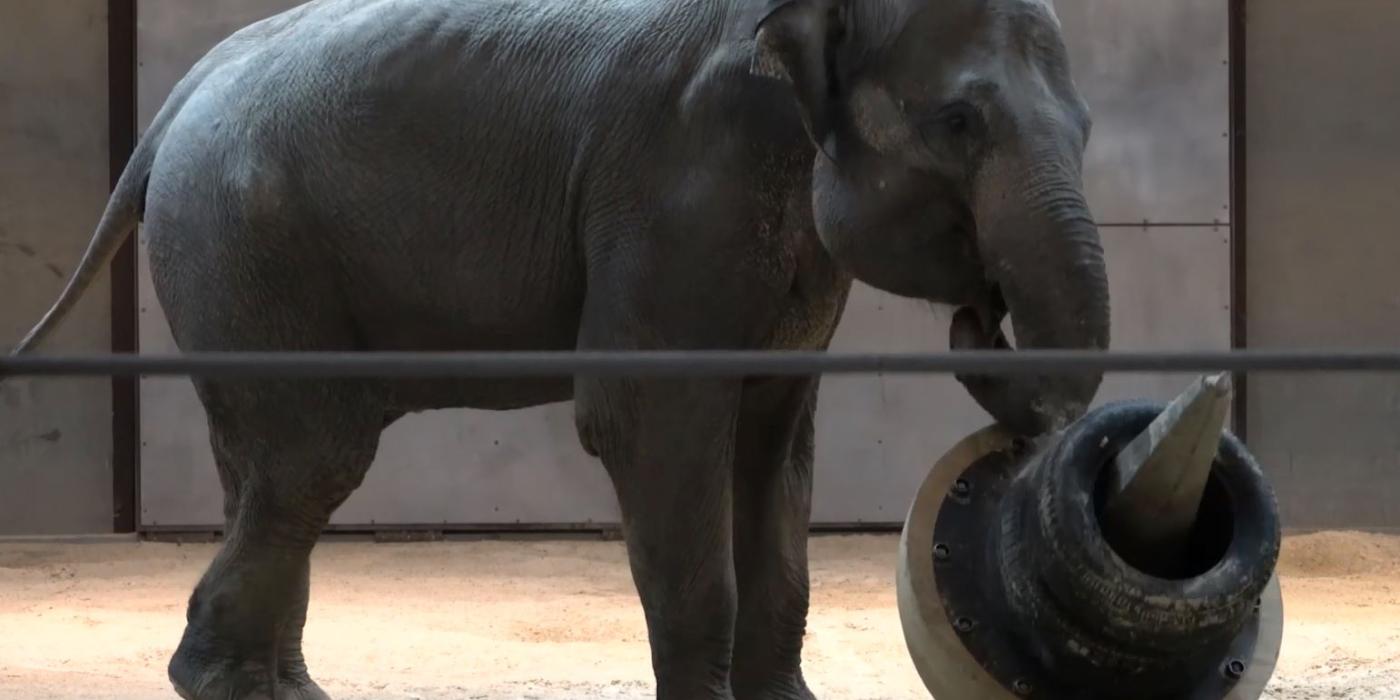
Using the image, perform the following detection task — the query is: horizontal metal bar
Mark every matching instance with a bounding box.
[4,349,1400,379]
[135,523,903,541]
[1096,222,1230,228]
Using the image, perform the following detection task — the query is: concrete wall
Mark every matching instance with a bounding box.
[133,0,1233,529]
[0,1,114,534]
[1246,0,1400,531]
[8,0,1399,535]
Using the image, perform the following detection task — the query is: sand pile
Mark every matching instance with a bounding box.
[1278,530,1400,578]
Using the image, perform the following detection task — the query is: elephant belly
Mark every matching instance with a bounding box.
[385,377,575,414]
[349,270,587,413]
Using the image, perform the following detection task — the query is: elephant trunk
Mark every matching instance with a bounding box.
[951,138,1111,436]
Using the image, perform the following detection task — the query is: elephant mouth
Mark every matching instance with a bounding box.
[947,279,1107,436]
[949,286,1009,353]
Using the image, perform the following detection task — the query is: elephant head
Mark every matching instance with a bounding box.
[754,0,1110,436]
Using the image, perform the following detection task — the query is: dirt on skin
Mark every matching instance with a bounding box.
[0,532,1397,699]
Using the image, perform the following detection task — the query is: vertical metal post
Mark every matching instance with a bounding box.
[1228,0,1249,443]
[109,0,138,533]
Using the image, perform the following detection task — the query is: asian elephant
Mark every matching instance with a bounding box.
[11,0,1109,697]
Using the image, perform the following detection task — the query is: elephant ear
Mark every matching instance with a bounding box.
[752,0,848,159]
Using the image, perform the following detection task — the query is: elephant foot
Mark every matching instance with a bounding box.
[169,640,330,700]
[733,675,818,700]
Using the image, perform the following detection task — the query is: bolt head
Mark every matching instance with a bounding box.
[952,479,972,496]
[953,617,975,633]
[1224,658,1247,679]
[933,543,952,561]
[1012,679,1033,696]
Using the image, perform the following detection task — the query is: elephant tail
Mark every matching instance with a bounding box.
[8,136,157,358]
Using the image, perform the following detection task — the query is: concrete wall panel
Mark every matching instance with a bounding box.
[0,1,114,534]
[1246,0,1400,531]
[1058,0,1232,225]
[135,0,1232,528]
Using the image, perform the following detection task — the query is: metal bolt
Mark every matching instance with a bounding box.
[933,544,952,561]
[952,479,972,497]
[1011,679,1034,696]
[953,617,976,633]
[1224,658,1246,680]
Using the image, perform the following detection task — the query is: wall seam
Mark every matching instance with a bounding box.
[109,0,139,534]
[1228,0,1249,442]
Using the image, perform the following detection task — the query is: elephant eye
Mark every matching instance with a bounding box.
[925,102,981,140]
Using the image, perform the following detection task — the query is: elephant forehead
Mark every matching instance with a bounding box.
[1008,0,1056,11]
[977,0,1060,16]
[900,0,1063,46]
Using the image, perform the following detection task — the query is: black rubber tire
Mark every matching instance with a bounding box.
[998,400,1281,687]
[998,473,1178,688]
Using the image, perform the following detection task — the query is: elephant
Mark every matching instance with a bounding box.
[11,0,1109,697]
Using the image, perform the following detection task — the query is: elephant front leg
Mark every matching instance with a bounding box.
[730,378,820,700]
[580,375,745,700]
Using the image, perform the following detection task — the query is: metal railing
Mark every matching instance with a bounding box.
[3,349,1400,379]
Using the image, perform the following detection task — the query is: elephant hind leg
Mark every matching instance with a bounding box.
[169,376,386,700]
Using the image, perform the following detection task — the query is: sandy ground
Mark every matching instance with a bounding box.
[0,532,1398,700]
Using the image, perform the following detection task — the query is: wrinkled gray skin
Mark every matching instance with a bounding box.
[13,0,1108,697]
